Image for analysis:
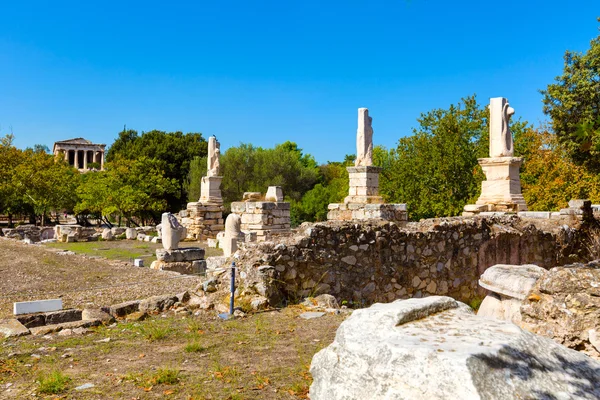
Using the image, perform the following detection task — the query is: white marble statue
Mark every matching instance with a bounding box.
[207,136,221,177]
[489,97,515,158]
[355,108,373,167]
[161,212,187,250]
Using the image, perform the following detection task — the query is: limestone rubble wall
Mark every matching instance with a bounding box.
[234,215,599,306]
[181,202,225,240]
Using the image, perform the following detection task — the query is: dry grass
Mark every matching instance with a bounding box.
[0,308,345,399]
[0,238,212,318]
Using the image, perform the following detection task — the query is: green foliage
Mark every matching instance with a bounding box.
[184,341,207,353]
[107,129,208,210]
[185,156,207,202]
[151,368,180,385]
[136,319,171,341]
[75,157,178,224]
[377,95,488,220]
[541,21,600,171]
[37,370,71,394]
[519,127,600,210]
[220,141,320,206]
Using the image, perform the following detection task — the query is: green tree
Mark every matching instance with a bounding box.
[13,150,79,225]
[184,156,207,202]
[220,142,320,206]
[107,130,208,210]
[75,157,178,226]
[378,96,488,220]
[541,20,600,170]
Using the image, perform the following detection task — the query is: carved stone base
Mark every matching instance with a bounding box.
[200,176,223,205]
[463,157,527,216]
[344,166,384,204]
[327,203,407,222]
[230,201,291,242]
[181,202,224,240]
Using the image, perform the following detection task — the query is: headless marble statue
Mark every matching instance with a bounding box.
[207,136,221,177]
[355,108,373,167]
[489,97,515,158]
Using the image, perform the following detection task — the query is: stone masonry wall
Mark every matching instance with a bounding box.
[234,215,598,306]
[231,201,291,242]
[181,202,225,240]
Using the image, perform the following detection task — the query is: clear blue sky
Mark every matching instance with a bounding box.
[1,1,598,163]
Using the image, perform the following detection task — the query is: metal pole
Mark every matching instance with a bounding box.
[229,261,236,315]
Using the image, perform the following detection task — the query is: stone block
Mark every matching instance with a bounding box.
[134,258,144,267]
[44,309,82,325]
[243,192,262,201]
[82,308,115,325]
[518,211,551,219]
[125,228,137,239]
[568,199,591,209]
[0,319,30,337]
[108,300,140,318]
[156,248,205,262]
[265,186,284,202]
[231,202,247,213]
[30,319,101,336]
[150,260,206,275]
[14,299,62,315]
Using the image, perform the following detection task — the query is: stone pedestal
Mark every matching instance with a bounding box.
[231,201,291,241]
[181,202,225,240]
[150,248,207,275]
[344,166,384,204]
[327,203,407,222]
[463,157,527,215]
[200,176,223,205]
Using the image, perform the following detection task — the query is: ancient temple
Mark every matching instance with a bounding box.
[53,138,106,171]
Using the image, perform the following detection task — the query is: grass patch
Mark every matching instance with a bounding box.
[37,370,71,394]
[469,296,484,311]
[184,341,206,353]
[136,320,170,341]
[152,368,180,385]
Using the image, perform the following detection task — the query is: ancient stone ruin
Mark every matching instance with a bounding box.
[230,186,291,242]
[309,296,600,399]
[53,137,106,171]
[464,97,527,215]
[327,108,407,222]
[150,213,206,274]
[181,136,225,240]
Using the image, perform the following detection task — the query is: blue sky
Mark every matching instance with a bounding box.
[1,1,598,163]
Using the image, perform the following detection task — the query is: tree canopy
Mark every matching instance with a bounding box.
[107,129,208,210]
[541,20,600,171]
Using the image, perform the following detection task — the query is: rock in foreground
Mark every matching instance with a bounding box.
[520,261,600,360]
[309,296,600,400]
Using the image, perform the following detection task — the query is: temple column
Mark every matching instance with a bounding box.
[76,149,81,169]
[63,150,68,161]
[100,151,104,170]
[83,149,88,170]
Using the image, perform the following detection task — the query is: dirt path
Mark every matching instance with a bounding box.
[0,238,204,318]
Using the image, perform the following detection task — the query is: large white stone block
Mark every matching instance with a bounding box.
[14,299,62,315]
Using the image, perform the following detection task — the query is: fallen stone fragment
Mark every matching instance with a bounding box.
[82,308,115,325]
[299,312,325,320]
[125,311,148,322]
[75,383,95,391]
[0,319,30,338]
[29,319,101,336]
[310,296,600,400]
[139,295,178,313]
[107,300,140,318]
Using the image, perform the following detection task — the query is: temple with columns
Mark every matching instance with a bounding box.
[53,138,106,171]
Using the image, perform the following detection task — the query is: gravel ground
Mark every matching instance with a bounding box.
[0,237,205,318]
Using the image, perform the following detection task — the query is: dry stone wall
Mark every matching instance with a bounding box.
[234,215,597,306]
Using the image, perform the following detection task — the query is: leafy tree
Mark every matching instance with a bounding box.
[0,135,26,225]
[520,127,600,210]
[220,141,320,205]
[107,130,208,210]
[76,157,178,226]
[184,156,207,202]
[541,20,600,170]
[12,150,79,225]
[378,96,488,220]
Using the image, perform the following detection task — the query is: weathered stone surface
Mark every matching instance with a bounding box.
[125,227,137,240]
[233,216,592,307]
[139,295,178,313]
[101,228,114,241]
[479,264,546,300]
[125,311,148,322]
[107,300,140,318]
[156,248,205,262]
[16,313,46,328]
[82,308,115,325]
[265,186,284,202]
[310,296,600,400]
[161,212,187,250]
[520,261,600,360]
[30,319,101,336]
[150,260,206,275]
[44,309,82,325]
[0,319,30,337]
[355,107,373,167]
